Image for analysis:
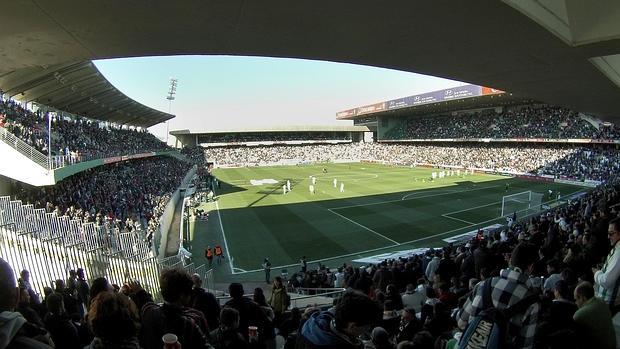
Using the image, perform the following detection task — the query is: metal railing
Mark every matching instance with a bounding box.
[215,287,346,308]
[0,127,50,169]
[0,199,163,302]
[0,127,183,171]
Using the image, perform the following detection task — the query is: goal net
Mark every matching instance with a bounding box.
[501,191,544,218]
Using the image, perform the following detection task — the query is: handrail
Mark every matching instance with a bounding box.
[1,127,182,171]
[0,127,49,169]
[215,288,346,308]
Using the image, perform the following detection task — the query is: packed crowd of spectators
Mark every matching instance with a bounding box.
[3,175,620,348]
[14,156,191,243]
[202,142,620,181]
[385,105,620,140]
[0,97,169,163]
[197,131,351,144]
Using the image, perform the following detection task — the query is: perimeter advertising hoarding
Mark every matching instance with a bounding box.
[336,108,357,119]
[386,84,483,110]
[355,102,386,116]
[337,84,505,118]
[481,86,504,95]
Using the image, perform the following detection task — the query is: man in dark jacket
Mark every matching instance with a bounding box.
[76,268,90,312]
[0,258,53,349]
[223,283,269,343]
[191,273,220,330]
[295,290,382,349]
[130,268,212,349]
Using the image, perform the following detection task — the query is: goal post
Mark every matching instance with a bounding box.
[501,190,544,217]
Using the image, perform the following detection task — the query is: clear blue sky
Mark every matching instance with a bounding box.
[94,56,466,140]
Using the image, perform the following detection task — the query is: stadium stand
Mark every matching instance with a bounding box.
[3,103,620,348]
[197,131,351,144]
[202,142,619,182]
[13,156,191,244]
[0,170,618,348]
[0,96,169,168]
[384,105,620,140]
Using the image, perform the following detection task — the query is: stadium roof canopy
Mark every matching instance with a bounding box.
[0,1,619,121]
[0,61,173,128]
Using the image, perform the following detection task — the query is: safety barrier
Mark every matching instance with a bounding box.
[0,127,50,169]
[0,196,161,300]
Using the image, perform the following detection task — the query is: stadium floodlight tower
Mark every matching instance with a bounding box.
[165,77,178,143]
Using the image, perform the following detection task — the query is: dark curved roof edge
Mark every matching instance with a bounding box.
[0,60,173,128]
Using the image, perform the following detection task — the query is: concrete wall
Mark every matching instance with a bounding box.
[156,166,197,258]
[0,141,54,186]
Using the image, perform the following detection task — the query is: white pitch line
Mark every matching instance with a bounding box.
[327,208,400,245]
[330,185,500,211]
[441,214,476,225]
[443,201,499,215]
[230,187,587,275]
[213,194,235,273]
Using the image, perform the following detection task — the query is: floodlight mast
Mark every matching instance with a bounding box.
[165,78,178,143]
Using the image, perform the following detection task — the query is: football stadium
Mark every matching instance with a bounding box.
[1,2,620,349]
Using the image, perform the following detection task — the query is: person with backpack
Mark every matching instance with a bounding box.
[457,242,541,349]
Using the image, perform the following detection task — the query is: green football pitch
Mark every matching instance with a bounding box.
[187,163,585,278]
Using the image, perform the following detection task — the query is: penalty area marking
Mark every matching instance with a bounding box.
[329,185,500,211]
[228,187,586,275]
[327,208,400,245]
[441,214,476,225]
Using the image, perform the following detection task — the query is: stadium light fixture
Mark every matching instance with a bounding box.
[165,78,178,143]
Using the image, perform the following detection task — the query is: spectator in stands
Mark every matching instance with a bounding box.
[394,307,422,343]
[593,217,620,311]
[401,283,425,314]
[365,326,394,349]
[17,270,39,307]
[224,283,269,343]
[254,288,276,349]
[458,242,541,349]
[573,281,616,349]
[16,287,44,329]
[268,276,289,324]
[190,273,220,331]
[54,279,79,320]
[536,280,578,349]
[209,308,248,349]
[43,292,80,349]
[295,290,382,349]
[543,259,562,292]
[384,284,403,311]
[89,277,113,308]
[86,291,141,349]
[0,258,53,348]
[132,269,211,349]
[76,268,90,313]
